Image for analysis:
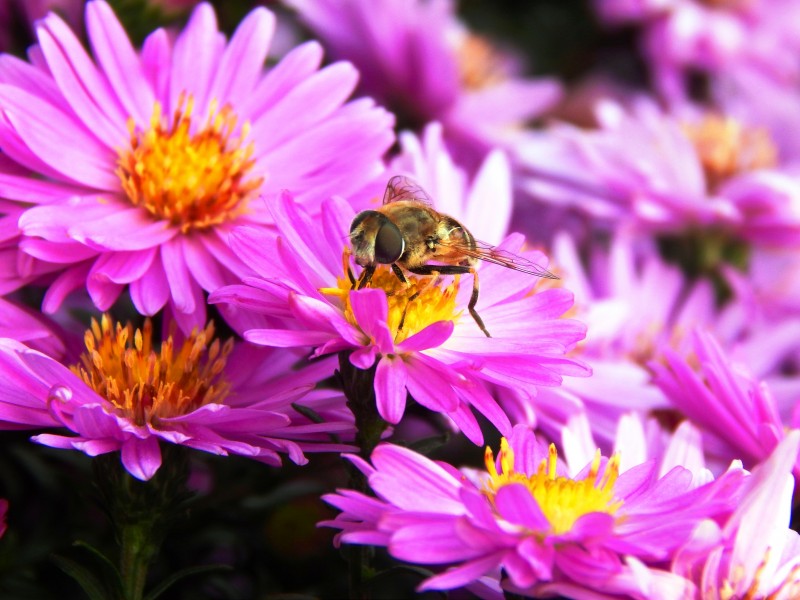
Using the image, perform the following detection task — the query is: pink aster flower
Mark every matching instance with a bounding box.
[286,0,560,170]
[0,0,394,332]
[672,431,800,600]
[322,424,748,598]
[499,229,724,447]
[0,315,354,480]
[651,328,800,478]
[518,98,798,242]
[211,190,589,445]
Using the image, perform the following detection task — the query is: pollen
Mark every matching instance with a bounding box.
[483,438,623,536]
[320,258,460,345]
[71,315,233,426]
[116,94,263,233]
[682,115,778,192]
[716,549,800,600]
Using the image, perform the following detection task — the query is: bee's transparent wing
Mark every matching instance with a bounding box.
[438,237,559,279]
[382,175,434,206]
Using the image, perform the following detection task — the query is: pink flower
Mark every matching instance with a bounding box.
[322,424,748,597]
[0,315,354,480]
[211,191,589,445]
[287,0,560,170]
[672,432,800,599]
[0,0,394,332]
[651,328,800,478]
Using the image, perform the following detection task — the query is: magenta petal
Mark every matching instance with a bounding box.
[419,553,504,591]
[169,3,222,114]
[404,356,458,412]
[374,355,408,424]
[69,208,177,250]
[42,263,91,313]
[120,436,162,481]
[349,289,394,352]
[129,257,169,315]
[390,521,482,563]
[494,484,550,530]
[0,84,118,189]
[140,28,170,104]
[244,328,334,348]
[349,345,378,370]
[89,248,157,284]
[182,235,227,292]
[397,320,454,352]
[86,273,124,310]
[160,239,195,313]
[85,0,155,126]
[207,7,274,105]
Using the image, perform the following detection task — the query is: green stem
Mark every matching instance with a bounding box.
[337,352,389,599]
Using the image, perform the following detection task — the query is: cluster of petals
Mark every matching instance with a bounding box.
[322,424,750,598]
[211,190,589,445]
[651,328,800,478]
[287,0,561,169]
[0,326,354,481]
[0,0,394,332]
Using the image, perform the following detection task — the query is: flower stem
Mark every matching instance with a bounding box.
[93,446,191,600]
[338,353,388,599]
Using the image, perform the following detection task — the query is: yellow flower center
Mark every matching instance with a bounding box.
[320,259,461,345]
[116,94,263,233]
[71,315,233,426]
[682,115,777,192]
[483,438,623,535]
[457,34,506,90]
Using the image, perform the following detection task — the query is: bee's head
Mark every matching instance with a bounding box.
[349,210,405,266]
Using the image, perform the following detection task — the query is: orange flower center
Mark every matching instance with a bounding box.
[116,94,263,233]
[71,315,233,426]
[682,115,777,192]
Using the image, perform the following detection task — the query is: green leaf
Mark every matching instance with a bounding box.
[51,554,113,600]
[143,564,232,600]
[72,540,122,585]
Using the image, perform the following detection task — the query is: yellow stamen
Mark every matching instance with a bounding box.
[71,315,233,426]
[116,94,263,233]
[320,256,461,345]
[484,438,623,535]
[682,115,777,192]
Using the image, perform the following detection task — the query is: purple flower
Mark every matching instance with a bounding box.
[651,328,800,478]
[0,0,394,332]
[671,431,800,599]
[0,315,354,480]
[593,0,800,102]
[322,424,747,597]
[518,98,800,245]
[287,0,560,170]
[211,191,589,445]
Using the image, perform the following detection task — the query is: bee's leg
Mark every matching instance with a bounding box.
[356,265,376,290]
[343,247,356,287]
[397,269,440,333]
[405,265,491,337]
[390,263,408,286]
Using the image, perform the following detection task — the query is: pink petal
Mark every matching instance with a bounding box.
[36,13,129,147]
[0,84,119,189]
[374,355,408,424]
[129,256,169,315]
[140,28,170,105]
[397,320,453,352]
[68,208,177,250]
[85,0,155,126]
[121,436,162,481]
[42,263,91,313]
[244,328,334,348]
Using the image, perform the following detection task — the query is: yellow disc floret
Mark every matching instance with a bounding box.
[116,94,263,233]
[484,438,623,536]
[71,315,233,426]
[320,258,461,345]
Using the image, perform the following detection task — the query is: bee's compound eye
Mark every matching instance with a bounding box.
[374,220,404,264]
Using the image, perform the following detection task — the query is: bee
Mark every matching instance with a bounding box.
[348,175,558,337]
